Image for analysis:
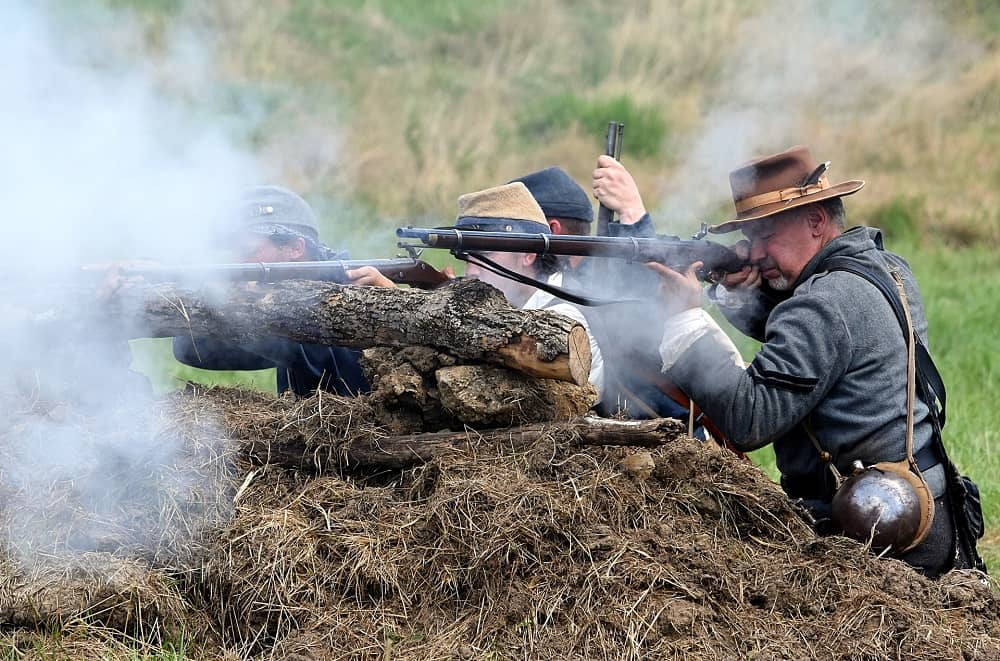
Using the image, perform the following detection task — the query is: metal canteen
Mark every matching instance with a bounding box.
[830,463,923,552]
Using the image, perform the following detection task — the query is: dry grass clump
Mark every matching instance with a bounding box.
[198,466,421,656]
[0,388,239,571]
[0,552,188,634]
[209,386,385,470]
[0,624,201,661]
[0,386,998,659]
[0,385,239,656]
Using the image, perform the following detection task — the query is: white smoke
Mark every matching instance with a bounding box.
[1,2,260,268]
[0,1,261,565]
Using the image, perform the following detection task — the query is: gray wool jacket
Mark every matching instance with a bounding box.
[667,227,941,500]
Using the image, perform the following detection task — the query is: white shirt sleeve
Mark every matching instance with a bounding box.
[658,308,745,372]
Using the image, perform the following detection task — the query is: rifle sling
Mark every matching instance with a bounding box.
[455,251,637,307]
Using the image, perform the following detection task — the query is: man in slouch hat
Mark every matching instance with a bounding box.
[449,181,605,399]
[651,146,984,576]
[513,166,703,422]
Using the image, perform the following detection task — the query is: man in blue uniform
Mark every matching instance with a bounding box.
[172,185,374,397]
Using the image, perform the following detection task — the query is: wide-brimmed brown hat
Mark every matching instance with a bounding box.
[710,145,864,234]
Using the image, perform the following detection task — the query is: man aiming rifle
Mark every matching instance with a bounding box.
[162,185,404,397]
[651,145,985,576]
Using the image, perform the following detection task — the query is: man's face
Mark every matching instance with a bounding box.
[463,251,537,307]
[741,209,818,291]
[237,234,305,263]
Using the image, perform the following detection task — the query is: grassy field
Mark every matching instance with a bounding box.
[89,0,1000,243]
[100,0,1000,569]
[911,244,1000,568]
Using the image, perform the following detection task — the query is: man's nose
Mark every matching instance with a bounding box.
[748,239,766,262]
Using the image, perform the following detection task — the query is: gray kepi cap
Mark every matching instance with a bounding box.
[238,185,320,241]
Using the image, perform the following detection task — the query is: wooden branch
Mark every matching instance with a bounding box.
[242,416,688,471]
[108,279,590,385]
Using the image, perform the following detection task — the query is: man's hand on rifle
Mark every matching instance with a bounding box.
[647,261,704,317]
[89,260,160,302]
[716,240,761,290]
[592,155,647,225]
[345,266,397,288]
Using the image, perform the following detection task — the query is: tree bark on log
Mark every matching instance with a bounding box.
[109,279,591,385]
[435,364,595,427]
[361,348,597,432]
[241,416,687,471]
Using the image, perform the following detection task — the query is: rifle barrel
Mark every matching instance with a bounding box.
[120,258,440,285]
[396,227,747,275]
[596,121,625,237]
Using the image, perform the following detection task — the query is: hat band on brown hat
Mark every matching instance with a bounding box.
[734,176,830,214]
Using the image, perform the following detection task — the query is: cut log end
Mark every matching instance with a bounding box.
[567,326,592,387]
[495,326,592,387]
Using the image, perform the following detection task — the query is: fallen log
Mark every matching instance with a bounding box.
[104,278,591,385]
[242,416,687,471]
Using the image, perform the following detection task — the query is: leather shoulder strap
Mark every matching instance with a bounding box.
[823,257,947,429]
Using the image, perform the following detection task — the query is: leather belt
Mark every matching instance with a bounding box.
[914,444,942,473]
[783,445,942,502]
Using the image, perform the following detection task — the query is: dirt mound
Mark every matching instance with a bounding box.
[0,386,996,659]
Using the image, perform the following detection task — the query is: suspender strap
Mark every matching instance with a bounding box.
[825,256,986,572]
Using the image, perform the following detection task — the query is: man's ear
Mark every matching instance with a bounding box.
[548,219,562,235]
[804,205,827,237]
[287,236,307,260]
[522,253,538,268]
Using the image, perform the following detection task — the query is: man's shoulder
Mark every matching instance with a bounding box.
[788,267,894,332]
[795,268,883,303]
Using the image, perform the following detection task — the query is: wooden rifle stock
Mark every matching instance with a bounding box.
[655,379,747,459]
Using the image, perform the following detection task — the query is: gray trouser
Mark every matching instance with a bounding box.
[899,492,969,578]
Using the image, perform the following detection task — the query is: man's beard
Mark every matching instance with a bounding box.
[767,274,792,291]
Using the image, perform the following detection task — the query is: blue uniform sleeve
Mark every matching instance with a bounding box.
[173,336,276,371]
[174,335,368,396]
[608,213,656,238]
[284,344,369,396]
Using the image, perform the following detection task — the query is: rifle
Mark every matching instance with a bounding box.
[117,257,451,290]
[596,121,625,237]
[396,227,746,281]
